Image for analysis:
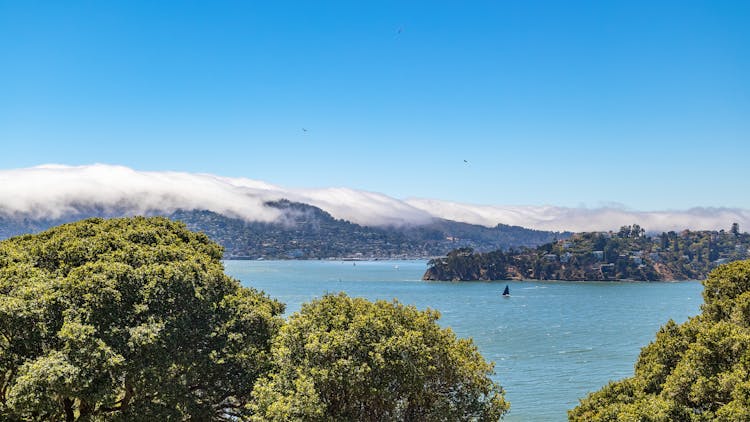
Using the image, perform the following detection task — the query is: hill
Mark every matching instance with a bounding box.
[0,199,567,259]
[424,224,750,281]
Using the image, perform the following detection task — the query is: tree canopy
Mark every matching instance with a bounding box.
[569,260,750,421]
[250,293,508,421]
[0,217,285,421]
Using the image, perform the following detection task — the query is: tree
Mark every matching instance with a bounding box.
[569,260,750,421]
[660,232,669,250]
[0,217,285,421]
[251,293,509,421]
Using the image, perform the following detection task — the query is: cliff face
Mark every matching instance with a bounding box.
[424,226,750,281]
[423,248,509,281]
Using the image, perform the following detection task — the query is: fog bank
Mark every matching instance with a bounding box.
[1,164,747,233]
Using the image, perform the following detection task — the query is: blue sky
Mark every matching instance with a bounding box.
[1,1,748,210]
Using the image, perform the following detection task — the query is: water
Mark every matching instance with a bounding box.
[224,259,704,421]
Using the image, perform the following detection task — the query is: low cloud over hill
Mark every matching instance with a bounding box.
[1,164,747,233]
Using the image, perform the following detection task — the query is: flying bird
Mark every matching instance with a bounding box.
[302,128,308,133]
[463,159,469,164]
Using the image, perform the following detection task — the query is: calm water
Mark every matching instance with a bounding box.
[224,260,703,421]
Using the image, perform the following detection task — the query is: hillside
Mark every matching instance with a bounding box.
[424,224,750,281]
[0,199,567,259]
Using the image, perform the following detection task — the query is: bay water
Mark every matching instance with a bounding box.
[224,259,703,421]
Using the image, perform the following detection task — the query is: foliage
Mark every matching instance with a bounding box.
[425,224,750,281]
[0,217,285,421]
[569,260,750,421]
[250,293,509,421]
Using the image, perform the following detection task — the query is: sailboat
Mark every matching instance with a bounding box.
[502,285,510,297]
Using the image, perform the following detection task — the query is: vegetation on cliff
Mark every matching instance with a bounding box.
[424,224,750,281]
[569,260,750,420]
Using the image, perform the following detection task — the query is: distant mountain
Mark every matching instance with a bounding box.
[0,199,568,259]
[424,224,750,281]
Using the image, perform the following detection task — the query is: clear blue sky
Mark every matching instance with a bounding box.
[1,1,748,209]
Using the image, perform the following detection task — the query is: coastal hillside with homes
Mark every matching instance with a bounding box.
[424,224,750,281]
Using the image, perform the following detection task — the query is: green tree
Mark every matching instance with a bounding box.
[0,217,284,421]
[569,260,750,421]
[251,293,508,421]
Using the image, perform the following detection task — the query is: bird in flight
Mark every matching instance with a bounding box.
[463,159,469,164]
[302,128,308,133]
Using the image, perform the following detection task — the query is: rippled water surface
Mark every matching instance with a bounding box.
[224,259,703,421]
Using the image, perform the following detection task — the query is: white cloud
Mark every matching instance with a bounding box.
[0,164,747,233]
[404,199,750,232]
[286,188,433,227]
[0,164,283,222]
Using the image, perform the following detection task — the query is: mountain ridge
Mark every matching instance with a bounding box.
[0,199,569,259]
